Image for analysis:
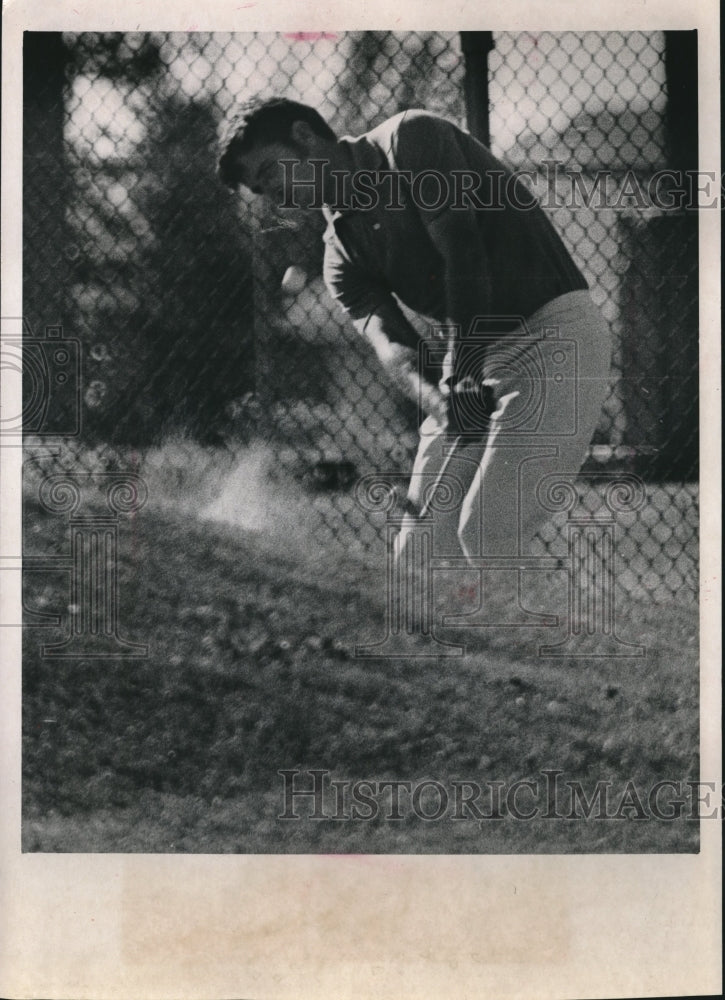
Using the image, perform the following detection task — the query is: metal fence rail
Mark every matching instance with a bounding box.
[20,30,698,604]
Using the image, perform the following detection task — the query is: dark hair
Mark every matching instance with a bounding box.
[218,97,336,189]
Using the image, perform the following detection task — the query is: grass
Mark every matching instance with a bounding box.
[21,471,700,853]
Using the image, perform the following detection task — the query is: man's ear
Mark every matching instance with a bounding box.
[290,120,317,151]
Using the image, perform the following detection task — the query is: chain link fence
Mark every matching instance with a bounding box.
[20,30,698,604]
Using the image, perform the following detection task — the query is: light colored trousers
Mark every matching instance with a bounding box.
[399,290,613,561]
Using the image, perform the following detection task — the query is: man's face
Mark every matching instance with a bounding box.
[235,140,321,208]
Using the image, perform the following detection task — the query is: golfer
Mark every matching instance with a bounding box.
[219,98,612,562]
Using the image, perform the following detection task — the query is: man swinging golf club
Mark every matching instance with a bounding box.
[218,97,611,570]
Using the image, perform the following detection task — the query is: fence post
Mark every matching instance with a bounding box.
[664,30,698,175]
[460,32,495,146]
[23,32,69,331]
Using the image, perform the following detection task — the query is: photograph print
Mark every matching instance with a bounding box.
[18,29,702,854]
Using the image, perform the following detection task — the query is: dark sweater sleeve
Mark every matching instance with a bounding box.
[322,222,421,352]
